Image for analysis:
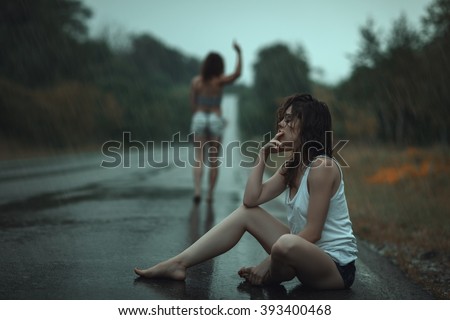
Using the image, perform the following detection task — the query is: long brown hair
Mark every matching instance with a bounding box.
[278,93,333,188]
[201,52,224,82]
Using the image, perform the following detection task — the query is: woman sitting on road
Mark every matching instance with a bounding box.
[135,93,358,289]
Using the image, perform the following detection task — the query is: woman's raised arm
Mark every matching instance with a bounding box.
[219,41,242,85]
[243,132,287,207]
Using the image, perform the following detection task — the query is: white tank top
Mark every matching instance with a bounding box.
[286,157,358,265]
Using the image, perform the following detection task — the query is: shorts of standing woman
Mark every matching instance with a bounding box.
[190,111,225,137]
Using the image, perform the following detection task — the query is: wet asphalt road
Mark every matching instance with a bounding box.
[0,96,432,299]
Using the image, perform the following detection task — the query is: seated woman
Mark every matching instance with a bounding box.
[135,93,358,289]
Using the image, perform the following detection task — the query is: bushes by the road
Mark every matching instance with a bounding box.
[0,78,123,148]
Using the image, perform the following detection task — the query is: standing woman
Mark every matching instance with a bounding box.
[190,41,242,203]
[135,93,357,290]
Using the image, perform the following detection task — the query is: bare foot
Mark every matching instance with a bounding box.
[238,266,263,285]
[238,267,252,279]
[238,266,277,286]
[134,260,186,281]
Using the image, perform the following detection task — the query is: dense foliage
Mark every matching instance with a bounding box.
[0,0,199,149]
[334,0,450,145]
[1,0,448,151]
[238,43,311,138]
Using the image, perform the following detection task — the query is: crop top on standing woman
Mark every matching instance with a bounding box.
[196,95,222,109]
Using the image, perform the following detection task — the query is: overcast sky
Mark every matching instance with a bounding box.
[82,0,434,85]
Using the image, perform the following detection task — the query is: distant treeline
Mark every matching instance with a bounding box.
[0,0,199,149]
[238,0,450,146]
[335,0,450,145]
[0,0,448,151]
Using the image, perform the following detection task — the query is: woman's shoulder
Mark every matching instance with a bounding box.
[308,157,340,181]
[191,75,202,86]
[210,76,226,87]
[192,76,223,91]
[310,156,334,168]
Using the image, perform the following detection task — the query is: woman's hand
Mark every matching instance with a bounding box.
[233,40,241,54]
[260,131,293,156]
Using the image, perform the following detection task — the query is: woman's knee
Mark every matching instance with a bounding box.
[234,204,259,215]
[231,205,261,222]
[271,234,307,259]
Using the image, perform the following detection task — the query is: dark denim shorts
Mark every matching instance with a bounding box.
[335,260,356,288]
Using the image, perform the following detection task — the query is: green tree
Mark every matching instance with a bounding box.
[335,13,444,145]
[0,0,92,86]
[351,19,382,68]
[240,43,311,137]
[0,0,201,149]
[420,0,450,143]
[128,34,199,88]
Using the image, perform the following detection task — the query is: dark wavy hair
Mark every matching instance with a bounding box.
[278,93,333,188]
[201,52,224,82]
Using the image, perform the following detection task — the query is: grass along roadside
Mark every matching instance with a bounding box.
[342,144,449,299]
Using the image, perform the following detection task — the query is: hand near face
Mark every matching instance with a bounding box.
[261,131,294,155]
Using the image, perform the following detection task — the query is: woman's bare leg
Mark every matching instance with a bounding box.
[206,138,220,201]
[134,205,289,280]
[266,234,345,289]
[193,136,206,201]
